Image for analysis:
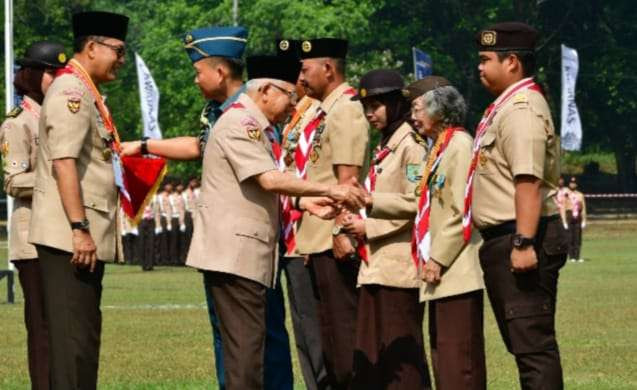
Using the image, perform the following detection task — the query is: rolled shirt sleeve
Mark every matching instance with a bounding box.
[500,104,548,179]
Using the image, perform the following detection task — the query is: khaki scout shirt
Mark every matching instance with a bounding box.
[29,73,119,261]
[0,97,40,260]
[357,123,426,289]
[295,83,370,255]
[186,93,280,288]
[472,81,560,229]
[419,131,484,301]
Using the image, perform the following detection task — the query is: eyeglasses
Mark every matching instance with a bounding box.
[269,83,298,104]
[95,41,126,59]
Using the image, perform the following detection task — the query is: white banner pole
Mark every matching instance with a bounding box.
[560,44,583,151]
[5,0,15,272]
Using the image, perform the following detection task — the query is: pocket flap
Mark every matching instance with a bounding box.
[83,192,109,212]
[480,131,496,147]
[504,298,553,320]
[233,217,272,244]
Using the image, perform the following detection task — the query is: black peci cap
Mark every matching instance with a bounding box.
[402,76,451,102]
[73,11,129,41]
[298,38,348,59]
[17,41,67,69]
[476,21,538,52]
[351,69,404,101]
[246,55,302,84]
[276,39,302,59]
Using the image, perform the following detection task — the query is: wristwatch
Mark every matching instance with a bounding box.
[70,218,90,232]
[332,225,344,236]
[140,136,150,155]
[512,234,534,249]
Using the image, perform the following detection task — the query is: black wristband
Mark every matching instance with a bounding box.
[141,137,150,155]
[294,197,302,210]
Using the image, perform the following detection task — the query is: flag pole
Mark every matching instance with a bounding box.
[4,0,15,273]
[232,0,239,26]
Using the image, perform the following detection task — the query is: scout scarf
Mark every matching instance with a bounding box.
[294,109,326,179]
[57,59,167,224]
[462,77,540,241]
[412,127,459,266]
[20,98,40,120]
[569,191,582,218]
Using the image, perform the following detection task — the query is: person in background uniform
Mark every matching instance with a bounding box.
[410,81,486,389]
[295,38,370,390]
[120,208,138,264]
[28,11,129,389]
[155,182,173,265]
[185,54,365,389]
[120,28,295,390]
[468,22,568,389]
[168,182,185,264]
[276,38,330,390]
[563,176,586,262]
[174,182,188,263]
[183,178,198,253]
[138,200,155,271]
[342,69,430,389]
[0,40,66,390]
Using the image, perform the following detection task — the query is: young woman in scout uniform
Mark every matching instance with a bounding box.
[0,40,66,390]
[411,83,486,389]
[342,69,431,390]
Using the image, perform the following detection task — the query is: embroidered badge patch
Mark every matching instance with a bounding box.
[1,140,9,158]
[241,116,261,141]
[67,97,81,113]
[513,93,528,104]
[406,164,422,183]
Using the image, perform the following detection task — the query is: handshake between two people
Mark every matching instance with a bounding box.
[301,177,371,221]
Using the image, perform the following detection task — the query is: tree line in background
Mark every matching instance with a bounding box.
[1,0,635,191]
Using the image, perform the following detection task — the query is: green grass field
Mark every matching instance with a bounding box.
[1,221,636,389]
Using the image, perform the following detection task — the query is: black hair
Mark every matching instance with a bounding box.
[205,57,244,80]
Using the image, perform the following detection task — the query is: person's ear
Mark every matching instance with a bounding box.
[86,40,97,60]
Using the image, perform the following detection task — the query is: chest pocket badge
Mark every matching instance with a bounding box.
[406,164,421,183]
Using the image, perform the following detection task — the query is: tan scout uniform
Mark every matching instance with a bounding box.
[420,131,484,301]
[29,72,119,261]
[1,97,40,260]
[357,122,425,288]
[472,85,560,230]
[295,83,369,254]
[473,79,567,389]
[186,92,279,287]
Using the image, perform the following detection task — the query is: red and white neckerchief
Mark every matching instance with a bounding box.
[20,98,40,120]
[356,145,392,263]
[412,127,459,266]
[264,125,299,254]
[462,77,541,241]
[568,191,582,218]
[294,109,326,179]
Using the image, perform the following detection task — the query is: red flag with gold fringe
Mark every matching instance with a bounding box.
[120,156,167,224]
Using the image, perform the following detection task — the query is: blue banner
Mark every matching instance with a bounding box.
[412,47,432,80]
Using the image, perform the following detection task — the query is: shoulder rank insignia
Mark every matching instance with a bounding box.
[406,164,422,183]
[5,106,22,119]
[411,131,427,148]
[513,93,528,104]
[1,140,9,158]
[67,97,81,113]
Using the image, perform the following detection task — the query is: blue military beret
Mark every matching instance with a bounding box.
[183,26,248,63]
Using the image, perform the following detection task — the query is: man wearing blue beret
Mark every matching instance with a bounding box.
[120,26,294,390]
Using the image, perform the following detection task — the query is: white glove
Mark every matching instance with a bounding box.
[131,227,139,236]
[155,227,163,234]
[563,222,569,230]
[581,221,586,229]
[166,224,172,232]
[180,224,186,232]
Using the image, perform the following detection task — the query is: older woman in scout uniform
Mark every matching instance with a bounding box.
[411,82,486,389]
[342,69,430,389]
[28,11,129,389]
[466,22,567,388]
[0,40,66,390]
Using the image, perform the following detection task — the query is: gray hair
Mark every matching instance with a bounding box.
[246,78,289,93]
[421,85,467,128]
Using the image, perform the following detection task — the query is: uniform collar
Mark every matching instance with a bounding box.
[21,95,41,115]
[319,82,352,114]
[495,77,534,103]
[236,93,272,129]
[219,83,247,112]
[385,121,414,151]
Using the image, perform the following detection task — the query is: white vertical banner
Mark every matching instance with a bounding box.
[560,44,582,151]
[135,53,162,139]
[5,0,15,272]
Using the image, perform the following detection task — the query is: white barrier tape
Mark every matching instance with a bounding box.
[584,194,637,198]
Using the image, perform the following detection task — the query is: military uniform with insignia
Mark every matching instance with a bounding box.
[28,12,129,389]
[469,22,567,389]
[0,40,67,390]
